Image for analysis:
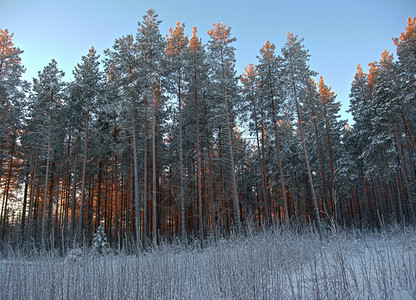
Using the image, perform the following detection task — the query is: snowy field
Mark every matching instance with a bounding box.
[1,225,415,299]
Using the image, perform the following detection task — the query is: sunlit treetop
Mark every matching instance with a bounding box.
[379,50,394,68]
[317,76,335,104]
[240,63,258,87]
[0,29,24,79]
[367,61,378,88]
[259,40,277,63]
[354,64,364,79]
[367,50,395,89]
[393,17,416,46]
[207,23,236,44]
[165,21,187,57]
[188,26,202,54]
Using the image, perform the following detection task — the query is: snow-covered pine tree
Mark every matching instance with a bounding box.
[257,41,289,224]
[393,17,416,153]
[32,59,65,245]
[207,23,241,232]
[0,29,28,239]
[240,63,269,223]
[72,47,103,239]
[166,21,188,243]
[281,33,322,237]
[104,34,143,244]
[317,76,344,222]
[136,8,166,244]
[185,26,210,239]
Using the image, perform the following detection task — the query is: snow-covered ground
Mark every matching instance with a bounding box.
[1,225,415,299]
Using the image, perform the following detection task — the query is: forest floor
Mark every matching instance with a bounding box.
[0,224,415,299]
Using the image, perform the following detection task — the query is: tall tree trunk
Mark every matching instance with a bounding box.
[96,160,102,229]
[313,117,330,217]
[194,84,203,242]
[130,94,141,247]
[152,98,157,244]
[251,95,269,225]
[291,78,322,238]
[323,102,338,222]
[63,133,72,239]
[143,117,148,243]
[178,73,187,243]
[113,132,118,241]
[27,133,41,239]
[1,137,15,239]
[267,66,289,224]
[221,65,241,232]
[41,106,53,245]
[20,171,30,238]
[79,104,90,236]
[70,127,81,237]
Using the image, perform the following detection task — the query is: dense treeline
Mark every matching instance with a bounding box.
[0,10,415,248]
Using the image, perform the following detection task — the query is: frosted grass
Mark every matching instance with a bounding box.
[1,226,415,299]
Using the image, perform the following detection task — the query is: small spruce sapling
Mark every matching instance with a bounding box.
[92,225,109,255]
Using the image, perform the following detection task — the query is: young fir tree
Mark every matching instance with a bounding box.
[92,225,109,254]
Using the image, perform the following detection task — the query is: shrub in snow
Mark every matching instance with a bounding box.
[92,225,109,255]
[64,248,83,264]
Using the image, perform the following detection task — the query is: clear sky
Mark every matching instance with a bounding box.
[1,0,415,122]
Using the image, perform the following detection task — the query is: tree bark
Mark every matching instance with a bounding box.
[79,105,90,236]
[41,105,53,245]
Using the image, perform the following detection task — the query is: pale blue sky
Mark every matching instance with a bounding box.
[1,0,415,122]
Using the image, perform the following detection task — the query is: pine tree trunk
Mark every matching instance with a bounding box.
[178,74,186,243]
[41,106,53,245]
[113,145,118,240]
[131,94,141,247]
[313,117,330,217]
[260,110,270,225]
[70,127,81,237]
[143,117,148,244]
[323,102,338,223]
[293,87,322,238]
[194,84,203,242]
[27,133,41,239]
[152,94,157,244]
[79,105,90,237]
[96,160,102,229]
[251,95,269,225]
[1,137,15,239]
[221,65,241,232]
[267,66,289,224]
[63,134,71,239]
[20,171,29,238]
